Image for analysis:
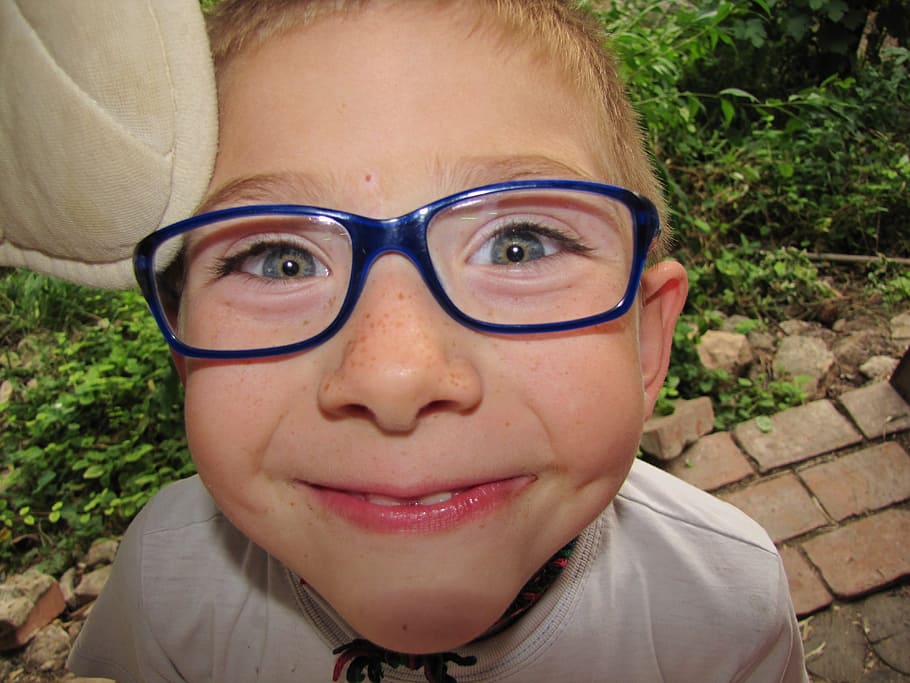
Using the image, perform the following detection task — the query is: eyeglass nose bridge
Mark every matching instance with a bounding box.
[325,209,466,341]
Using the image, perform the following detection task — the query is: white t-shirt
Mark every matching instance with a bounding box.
[68,460,808,682]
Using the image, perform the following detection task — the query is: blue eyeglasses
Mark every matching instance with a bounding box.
[134,179,661,360]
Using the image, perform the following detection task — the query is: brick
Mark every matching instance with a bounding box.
[802,509,910,598]
[0,570,58,636]
[665,432,754,491]
[719,473,828,543]
[0,581,65,650]
[779,545,832,617]
[640,397,714,461]
[839,381,910,439]
[733,400,862,472]
[799,442,910,521]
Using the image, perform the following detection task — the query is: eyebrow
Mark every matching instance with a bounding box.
[438,154,597,191]
[195,171,334,214]
[195,155,597,215]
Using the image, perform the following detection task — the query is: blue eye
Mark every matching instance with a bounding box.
[216,240,330,281]
[487,228,548,264]
[470,222,592,267]
[257,245,323,279]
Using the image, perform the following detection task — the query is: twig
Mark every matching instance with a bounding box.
[806,252,910,266]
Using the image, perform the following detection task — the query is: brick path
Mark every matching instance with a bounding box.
[645,380,910,682]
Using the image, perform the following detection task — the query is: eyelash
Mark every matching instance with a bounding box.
[210,238,312,280]
[478,220,595,256]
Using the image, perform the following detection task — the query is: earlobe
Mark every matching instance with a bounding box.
[638,260,688,418]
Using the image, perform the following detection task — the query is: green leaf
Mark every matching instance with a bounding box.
[755,416,773,433]
[35,470,56,494]
[737,18,767,48]
[721,99,735,128]
[824,0,847,22]
[82,465,107,480]
[784,13,812,40]
[718,87,759,102]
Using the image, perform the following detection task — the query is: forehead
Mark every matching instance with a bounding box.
[211,1,591,85]
[209,2,607,213]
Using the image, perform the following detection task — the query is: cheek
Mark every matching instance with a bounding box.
[182,363,297,500]
[509,326,645,478]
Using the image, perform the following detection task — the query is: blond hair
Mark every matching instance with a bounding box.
[205,0,670,255]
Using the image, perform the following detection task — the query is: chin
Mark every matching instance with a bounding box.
[335,584,515,654]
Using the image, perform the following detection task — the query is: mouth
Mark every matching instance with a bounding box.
[300,477,531,534]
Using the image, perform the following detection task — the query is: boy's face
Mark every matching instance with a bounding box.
[177,2,686,654]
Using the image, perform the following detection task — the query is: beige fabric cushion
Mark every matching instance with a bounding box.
[0,0,217,289]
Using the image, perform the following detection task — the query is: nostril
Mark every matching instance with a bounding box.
[419,399,478,420]
[343,404,373,422]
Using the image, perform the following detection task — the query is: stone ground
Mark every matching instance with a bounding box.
[663,381,910,683]
[642,302,910,683]
[1,304,908,682]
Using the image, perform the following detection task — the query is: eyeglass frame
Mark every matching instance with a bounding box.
[134,178,662,360]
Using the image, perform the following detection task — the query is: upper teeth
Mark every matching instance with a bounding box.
[364,491,455,506]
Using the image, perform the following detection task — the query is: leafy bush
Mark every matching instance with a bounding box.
[0,270,191,573]
[685,242,838,319]
[670,60,910,257]
[593,0,910,259]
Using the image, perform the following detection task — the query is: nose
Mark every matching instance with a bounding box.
[317,255,483,432]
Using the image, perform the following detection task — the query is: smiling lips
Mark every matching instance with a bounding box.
[305,478,530,534]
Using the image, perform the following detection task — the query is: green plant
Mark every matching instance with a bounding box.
[592,0,760,167]
[684,242,837,320]
[711,372,809,429]
[864,257,910,307]
[0,268,125,342]
[0,270,191,573]
[589,0,909,258]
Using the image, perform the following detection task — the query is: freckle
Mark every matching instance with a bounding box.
[364,173,372,182]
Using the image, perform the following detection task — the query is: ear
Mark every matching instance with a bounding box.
[170,349,188,385]
[638,260,688,418]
